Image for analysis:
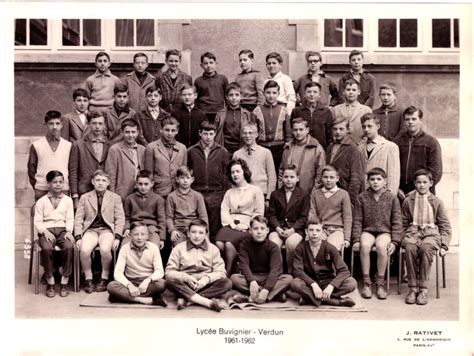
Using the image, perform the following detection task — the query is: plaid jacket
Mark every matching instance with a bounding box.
[155,69,192,112]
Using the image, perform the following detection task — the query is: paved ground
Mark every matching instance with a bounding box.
[15,249,459,321]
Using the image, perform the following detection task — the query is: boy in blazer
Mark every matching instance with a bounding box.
[267,164,309,273]
[74,170,125,293]
[61,88,90,143]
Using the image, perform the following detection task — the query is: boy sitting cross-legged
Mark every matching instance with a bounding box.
[230,216,293,304]
[107,221,167,306]
[291,218,357,307]
[165,219,232,312]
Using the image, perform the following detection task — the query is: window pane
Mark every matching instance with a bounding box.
[345,19,363,47]
[400,19,417,47]
[29,19,47,45]
[324,19,343,47]
[136,19,154,46]
[116,19,134,47]
[62,19,80,46]
[454,19,459,48]
[378,19,396,47]
[15,19,26,45]
[83,19,101,46]
[432,19,451,48]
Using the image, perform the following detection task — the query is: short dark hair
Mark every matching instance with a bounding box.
[199,120,216,132]
[176,165,193,177]
[360,112,379,125]
[136,170,153,181]
[72,88,89,100]
[305,51,322,62]
[306,218,322,227]
[46,170,64,183]
[44,110,62,124]
[282,164,298,175]
[146,85,161,95]
[414,169,433,182]
[114,84,129,95]
[95,51,110,62]
[266,52,283,63]
[133,52,148,62]
[321,165,339,176]
[227,158,252,185]
[179,83,196,94]
[120,118,139,130]
[239,49,254,59]
[92,169,110,180]
[226,82,241,96]
[87,110,106,124]
[343,78,360,89]
[130,221,148,231]
[349,49,364,60]
[264,79,280,92]
[379,82,397,95]
[201,51,216,62]
[165,49,181,60]
[162,117,180,128]
[249,215,268,228]
[188,218,208,232]
[291,117,309,128]
[403,106,423,120]
[367,167,387,179]
[304,81,322,91]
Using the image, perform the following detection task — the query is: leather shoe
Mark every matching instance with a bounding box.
[232,293,249,304]
[376,284,388,299]
[152,295,167,307]
[108,294,119,303]
[273,292,286,303]
[45,284,55,298]
[298,296,311,306]
[416,290,428,305]
[95,278,108,292]
[339,297,356,307]
[59,284,69,297]
[84,279,95,294]
[405,290,417,304]
[209,298,222,312]
[361,284,372,299]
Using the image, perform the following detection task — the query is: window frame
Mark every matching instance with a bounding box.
[429,18,460,53]
[14,18,52,50]
[373,18,422,52]
[56,19,105,51]
[321,18,368,52]
[111,19,158,51]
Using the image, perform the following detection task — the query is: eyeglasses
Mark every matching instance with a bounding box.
[308,60,321,63]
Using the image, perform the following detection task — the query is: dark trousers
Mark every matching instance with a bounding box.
[107,278,166,303]
[291,277,357,306]
[38,227,74,279]
[261,144,284,173]
[404,242,437,289]
[230,273,293,300]
[166,277,232,301]
[199,191,225,240]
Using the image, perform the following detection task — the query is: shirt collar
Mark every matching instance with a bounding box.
[307,69,326,77]
[203,71,217,78]
[176,188,192,197]
[75,109,87,116]
[47,192,64,199]
[148,106,160,112]
[136,191,148,199]
[46,133,60,142]
[351,69,364,76]
[126,142,138,149]
[130,242,149,252]
[345,102,358,108]
[199,140,214,150]
[268,71,282,80]
[96,190,105,199]
[368,135,383,144]
[114,103,130,114]
[95,69,112,77]
[90,135,106,143]
[322,186,339,194]
[186,239,209,251]
[263,101,279,108]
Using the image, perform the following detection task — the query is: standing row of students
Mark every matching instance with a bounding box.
[28,47,449,310]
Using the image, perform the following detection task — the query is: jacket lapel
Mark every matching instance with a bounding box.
[119,142,136,164]
[84,137,100,163]
[156,140,171,162]
[368,138,385,161]
[70,112,85,131]
[286,188,301,212]
[87,192,98,213]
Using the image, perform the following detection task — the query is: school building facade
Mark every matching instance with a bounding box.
[14,19,460,246]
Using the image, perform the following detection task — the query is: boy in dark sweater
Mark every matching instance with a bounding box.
[352,167,403,300]
[291,218,356,307]
[230,216,293,304]
[123,170,166,250]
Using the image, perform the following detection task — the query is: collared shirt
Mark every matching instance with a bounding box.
[285,188,295,203]
[186,239,209,251]
[365,135,383,158]
[309,241,322,259]
[166,188,208,232]
[47,192,64,209]
[89,191,107,228]
[46,133,61,152]
[90,135,106,161]
[148,106,160,120]
[130,242,149,259]
[75,110,87,127]
[265,71,296,114]
[322,186,339,198]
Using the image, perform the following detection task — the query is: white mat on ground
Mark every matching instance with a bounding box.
[80,290,367,312]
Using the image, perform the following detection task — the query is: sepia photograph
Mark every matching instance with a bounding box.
[2,1,472,355]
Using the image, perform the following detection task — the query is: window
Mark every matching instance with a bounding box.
[324,19,364,48]
[378,19,418,48]
[15,19,48,46]
[62,19,101,47]
[115,19,154,47]
[432,19,459,48]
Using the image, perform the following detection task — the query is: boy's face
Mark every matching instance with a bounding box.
[307,55,322,73]
[146,90,161,108]
[306,223,324,244]
[414,174,433,195]
[282,169,299,190]
[264,87,279,105]
[136,177,153,195]
[304,86,321,105]
[91,174,110,193]
[322,170,339,190]
[46,118,63,137]
[266,58,282,76]
[181,88,197,106]
[95,55,111,73]
[344,84,360,103]
[227,89,241,108]
[74,96,89,113]
[362,119,379,141]
[250,221,269,243]
[89,117,106,137]
[199,129,216,147]
[176,173,194,190]
[188,225,207,246]
[404,112,423,136]
[166,55,181,72]
[368,174,386,192]
[332,122,349,142]
[379,88,396,107]
[49,175,64,195]
[201,57,217,75]
[239,54,253,71]
[123,125,139,146]
[115,91,129,109]
[133,55,149,74]
[292,122,309,143]
[130,225,148,249]
[161,124,178,142]
[349,54,364,72]
[241,126,258,146]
